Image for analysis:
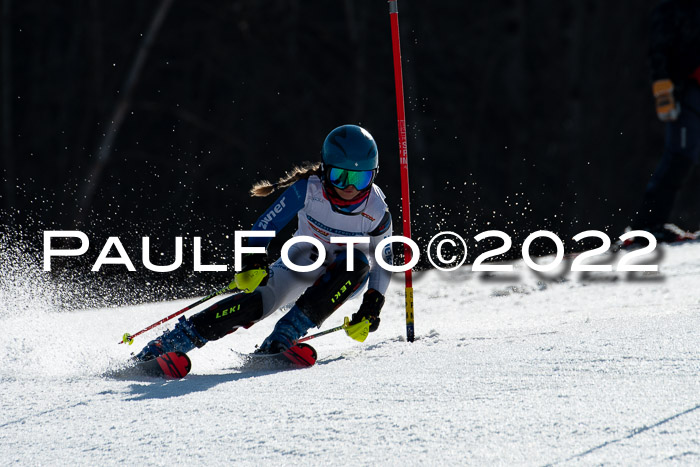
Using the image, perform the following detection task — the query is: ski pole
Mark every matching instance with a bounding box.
[118,281,237,345]
[294,317,370,345]
[294,324,344,344]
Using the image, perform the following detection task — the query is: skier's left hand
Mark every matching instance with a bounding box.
[349,289,385,332]
[234,253,269,293]
[652,79,680,122]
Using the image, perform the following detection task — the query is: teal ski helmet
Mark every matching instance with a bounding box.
[321,125,379,171]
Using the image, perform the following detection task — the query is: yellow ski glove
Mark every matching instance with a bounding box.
[234,253,269,293]
[343,316,370,342]
[653,79,680,122]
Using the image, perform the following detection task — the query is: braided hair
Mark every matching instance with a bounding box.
[250,162,323,197]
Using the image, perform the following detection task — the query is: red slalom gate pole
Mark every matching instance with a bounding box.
[388,0,415,342]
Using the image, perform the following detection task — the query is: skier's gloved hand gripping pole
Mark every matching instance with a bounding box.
[653,79,680,122]
[349,288,384,332]
[294,289,386,345]
[234,252,269,293]
[118,281,238,345]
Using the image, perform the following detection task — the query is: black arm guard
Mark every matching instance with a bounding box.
[350,289,385,332]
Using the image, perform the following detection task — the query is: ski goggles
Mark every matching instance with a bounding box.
[327,167,375,191]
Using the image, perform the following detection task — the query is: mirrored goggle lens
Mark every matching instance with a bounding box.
[328,168,374,190]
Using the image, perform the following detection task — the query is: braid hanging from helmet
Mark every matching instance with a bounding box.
[249,125,379,214]
[250,162,323,197]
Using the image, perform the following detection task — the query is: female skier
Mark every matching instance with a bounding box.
[135,124,393,361]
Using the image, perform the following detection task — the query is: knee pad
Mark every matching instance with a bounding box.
[295,249,370,327]
[190,291,264,341]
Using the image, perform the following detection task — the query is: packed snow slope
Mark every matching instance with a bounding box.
[1,242,699,466]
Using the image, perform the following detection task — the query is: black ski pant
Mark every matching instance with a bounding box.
[188,248,369,342]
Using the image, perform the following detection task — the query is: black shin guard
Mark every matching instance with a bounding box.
[189,291,264,341]
[295,250,370,327]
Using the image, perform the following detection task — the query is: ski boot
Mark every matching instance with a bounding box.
[255,305,315,355]
[133,316,208,362]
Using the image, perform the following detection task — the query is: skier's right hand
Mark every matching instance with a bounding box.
[653,79,680,122]
[234,253,269,293]
[349,289,385,332]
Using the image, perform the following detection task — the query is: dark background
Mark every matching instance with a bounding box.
[1,0,696,306]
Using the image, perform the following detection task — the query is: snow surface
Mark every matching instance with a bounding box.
[1,242,699,465]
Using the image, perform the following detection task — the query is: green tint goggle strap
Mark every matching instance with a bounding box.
[327,167,375,191]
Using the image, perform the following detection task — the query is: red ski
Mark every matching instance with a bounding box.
[133,351,192,379]
[281,343,317,367]
[249,343,317,368]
